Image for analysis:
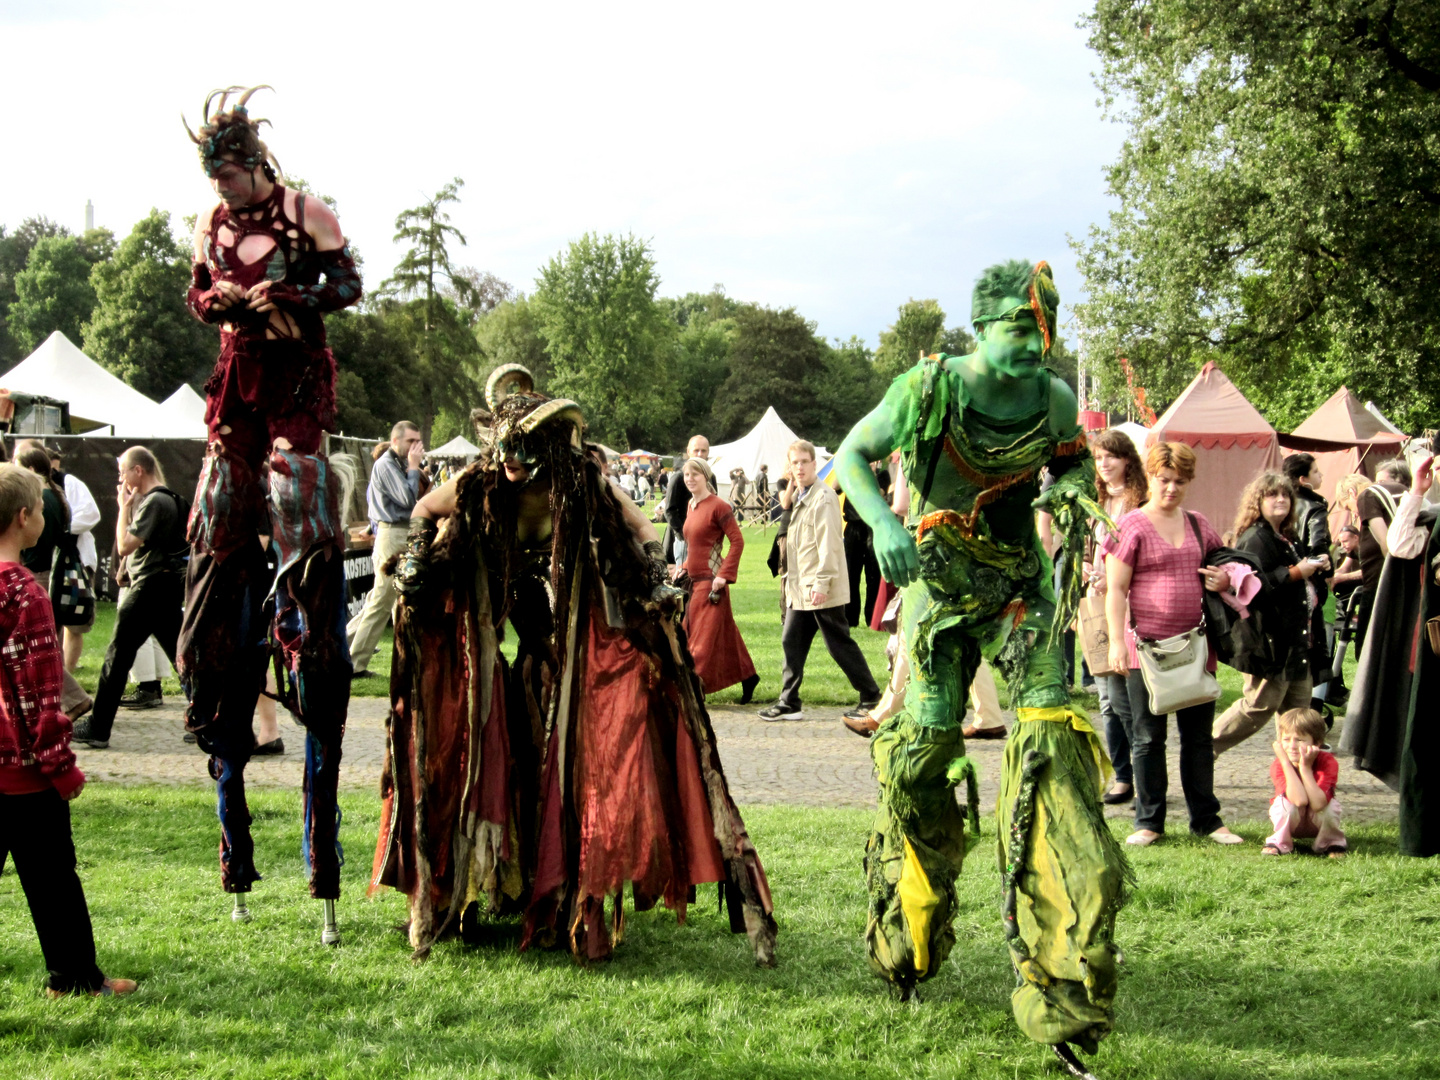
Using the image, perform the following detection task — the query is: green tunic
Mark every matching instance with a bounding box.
[862,356,1131,1052]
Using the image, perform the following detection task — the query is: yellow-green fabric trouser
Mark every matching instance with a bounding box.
[863,562,1130,1050]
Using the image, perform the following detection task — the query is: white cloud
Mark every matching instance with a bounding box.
[1,0,1122,344]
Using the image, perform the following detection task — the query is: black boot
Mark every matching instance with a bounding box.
[739,674,760,705]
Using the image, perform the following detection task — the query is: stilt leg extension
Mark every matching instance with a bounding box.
[322,898,340,945]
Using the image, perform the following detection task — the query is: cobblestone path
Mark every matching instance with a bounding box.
[76,696,1398,826]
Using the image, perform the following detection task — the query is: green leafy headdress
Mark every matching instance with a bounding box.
[971,260,1058,358]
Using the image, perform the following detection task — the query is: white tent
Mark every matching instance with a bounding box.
[0,331,202,438]
[430,434,481,458]
[707,406,827,496]
[161,384,207,427]
[1112,421,1151,457]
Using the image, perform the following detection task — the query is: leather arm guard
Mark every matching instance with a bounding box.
[187,262,226,324]
[643,538,684,603]
[265,245,363,314]
[393,517,438,595]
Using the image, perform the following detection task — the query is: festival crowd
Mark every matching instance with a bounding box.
[2,85,1435,1080]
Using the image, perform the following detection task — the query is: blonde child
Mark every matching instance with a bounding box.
[1264,707,1347,857]
[0,465,136,996]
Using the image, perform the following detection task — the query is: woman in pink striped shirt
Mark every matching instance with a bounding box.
[1104,442,1245,847]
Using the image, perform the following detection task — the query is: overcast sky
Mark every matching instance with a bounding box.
[1,0,1122,348]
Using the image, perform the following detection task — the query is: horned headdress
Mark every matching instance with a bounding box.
[183,85,281,180]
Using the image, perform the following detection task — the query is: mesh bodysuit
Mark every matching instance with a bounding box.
[188,184,361,464]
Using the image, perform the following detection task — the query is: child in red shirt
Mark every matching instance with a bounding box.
[0,465,136,997]
[1264,707,1347,857]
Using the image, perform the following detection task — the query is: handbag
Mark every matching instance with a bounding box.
[1131,512,1221,714]
[1077,591,1121,677]
[49,535,96,627]
[1133,625,1221,714]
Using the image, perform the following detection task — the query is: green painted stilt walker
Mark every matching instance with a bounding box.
[833,260,1130,1078]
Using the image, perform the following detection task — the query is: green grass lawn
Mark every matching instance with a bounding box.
[76,526,1357,713]
[0,789,1433,1079]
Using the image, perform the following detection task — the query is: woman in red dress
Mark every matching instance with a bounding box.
[681,458,759,702]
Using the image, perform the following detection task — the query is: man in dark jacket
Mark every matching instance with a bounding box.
[663,435,709,569]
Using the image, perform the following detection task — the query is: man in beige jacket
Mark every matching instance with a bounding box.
[757,441,880,722]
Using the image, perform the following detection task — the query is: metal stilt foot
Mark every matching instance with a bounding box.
[321,898,340,945]
[1051,1043,1099,1080]
[232,895,251,923]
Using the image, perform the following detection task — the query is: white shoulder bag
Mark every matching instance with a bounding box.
[1132,513,1222,714]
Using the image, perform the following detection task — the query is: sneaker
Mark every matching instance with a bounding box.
[841,701,880,721]
[119,688,163,710]
[71,718,109,750]
[757,703,803,722]
[47,976,137,1000]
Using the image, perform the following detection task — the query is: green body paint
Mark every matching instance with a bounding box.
[834,264,1130,1054]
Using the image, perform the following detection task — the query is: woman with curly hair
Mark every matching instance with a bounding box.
[1086,430,1148,805]
[1212,472,1327,755]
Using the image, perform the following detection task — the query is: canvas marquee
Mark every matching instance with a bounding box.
[1280,386,1407,531]
[707,406,827,495]
[0,331,204,439]
[1146,362,1282,532]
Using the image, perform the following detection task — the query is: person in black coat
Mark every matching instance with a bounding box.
[1213,472,1328,755]
[1283,453,1337,702]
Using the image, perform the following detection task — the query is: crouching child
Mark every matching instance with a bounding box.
[0,464,136,997]
[1265,707,1348,857]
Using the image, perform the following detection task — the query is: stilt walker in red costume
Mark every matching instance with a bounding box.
[180,87,363,942]
[372,367,777,965]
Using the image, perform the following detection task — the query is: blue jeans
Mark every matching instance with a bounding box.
[1123,670,1223,835]
[1101,673,1133,787]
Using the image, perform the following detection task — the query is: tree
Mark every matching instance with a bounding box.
[382,179,479,441]
[657,286,741,329]
[9,235,97,354]
[84,209,214,399]
[813,336,885,449]
[0,218,69,365]
[531,232,679,448]
[474,295,553,388]
[710,305,830,442]
[327,308,420,438]
[937,325,975,357]
[671,315,734,444]
[446,267,514,325]
[874,299,946,383]
[656,285,738,444]
[1076,0,1440,431]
